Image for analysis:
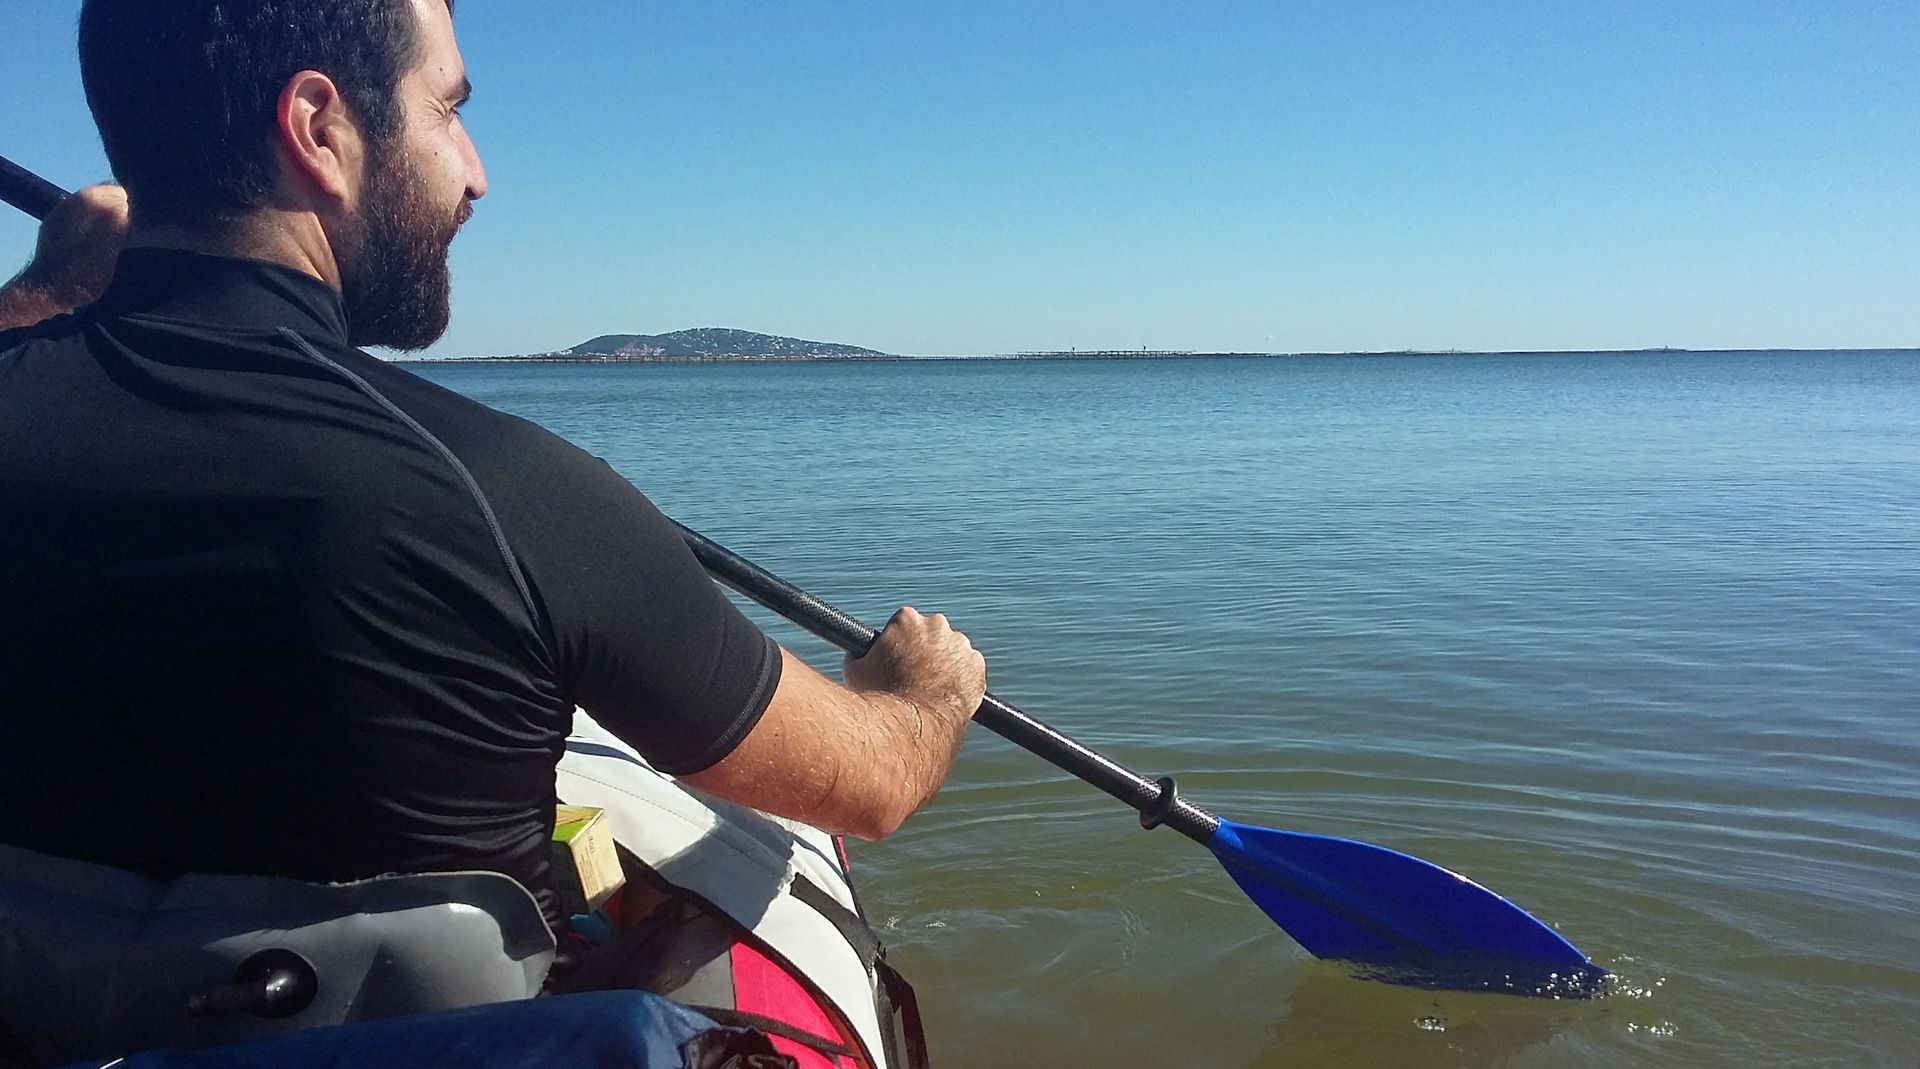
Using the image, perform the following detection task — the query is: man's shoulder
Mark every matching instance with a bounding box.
[330,349,546,437]
[0,311,85,357]
[329,349,614,489]
[0,315,95,403]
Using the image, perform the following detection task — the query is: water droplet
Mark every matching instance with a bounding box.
[1625,1021,1677,1038]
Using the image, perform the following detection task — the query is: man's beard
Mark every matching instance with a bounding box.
[337,144,470,351]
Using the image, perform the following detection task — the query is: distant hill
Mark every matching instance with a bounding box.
[567,328,889,359]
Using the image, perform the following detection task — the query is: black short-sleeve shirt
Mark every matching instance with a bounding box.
[0,249,780,922]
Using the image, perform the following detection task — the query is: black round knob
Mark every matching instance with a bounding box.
[186,948,319,1020]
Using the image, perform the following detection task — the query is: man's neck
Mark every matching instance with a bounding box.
[126,209,343,291]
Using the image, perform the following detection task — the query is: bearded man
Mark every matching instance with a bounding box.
[0,0,985,935]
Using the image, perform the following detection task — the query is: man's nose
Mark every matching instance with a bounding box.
[461,133,487,202]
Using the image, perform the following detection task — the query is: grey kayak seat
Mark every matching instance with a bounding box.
[53,992,789,1069]
[0,842,554,1066]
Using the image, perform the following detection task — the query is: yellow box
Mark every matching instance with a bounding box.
[551,805,626,915]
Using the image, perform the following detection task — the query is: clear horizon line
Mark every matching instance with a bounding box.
[391,344,1920,363]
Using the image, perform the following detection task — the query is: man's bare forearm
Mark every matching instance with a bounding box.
[831,688,975,839]
[681,609,986,841]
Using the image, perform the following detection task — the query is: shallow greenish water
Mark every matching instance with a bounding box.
[417,351,1919,1068]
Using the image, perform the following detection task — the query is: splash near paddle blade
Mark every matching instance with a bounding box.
[1209,820,1605,996]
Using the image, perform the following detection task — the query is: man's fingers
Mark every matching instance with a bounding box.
[20,182,131,312]
[43,184,129,238]
[884,606,956,636]
[72,183,129,212]
[846,603,983,699]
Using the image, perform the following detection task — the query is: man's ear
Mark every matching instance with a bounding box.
[272,70,365,210]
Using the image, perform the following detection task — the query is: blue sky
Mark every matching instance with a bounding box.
[3,1,1915,356]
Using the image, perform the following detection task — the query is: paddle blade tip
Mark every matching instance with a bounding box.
[1210,819,1606,997]
[1344,958,1611,999]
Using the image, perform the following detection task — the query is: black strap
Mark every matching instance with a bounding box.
[620,846,920,1068]
[683,1007,855,1060]
[680,1026,799,1069]
[875,960,930,1069]
[781,875,937,1069]
[788,875,885,969]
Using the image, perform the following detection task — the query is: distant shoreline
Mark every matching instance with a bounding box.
[392,347,1919,365]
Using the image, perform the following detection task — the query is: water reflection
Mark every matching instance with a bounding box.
[1246,966,1581,1068]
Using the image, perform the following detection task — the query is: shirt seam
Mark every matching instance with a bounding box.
[274,327,555,659]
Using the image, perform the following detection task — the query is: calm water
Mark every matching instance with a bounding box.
[415,351,1919,1069]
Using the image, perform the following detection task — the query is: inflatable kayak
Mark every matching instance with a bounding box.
[0,710,925,1069]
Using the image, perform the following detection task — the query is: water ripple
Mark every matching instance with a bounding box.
[420,352,1920,1069]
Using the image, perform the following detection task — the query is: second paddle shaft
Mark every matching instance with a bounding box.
[0,154,69,221]
[674,522,1224,846]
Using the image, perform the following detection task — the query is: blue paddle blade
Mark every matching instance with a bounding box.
[1210,820,1606,996]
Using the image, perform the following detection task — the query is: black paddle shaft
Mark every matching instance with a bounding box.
[0,154,69,221]
[674,522,1224,846]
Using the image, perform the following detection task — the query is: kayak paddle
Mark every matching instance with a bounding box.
[0,154,68,221]
[0,153,1604,995]
[677,523,1606,996]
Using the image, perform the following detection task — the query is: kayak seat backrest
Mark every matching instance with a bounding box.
[0,842,555,1066]
[62,992,778,1069]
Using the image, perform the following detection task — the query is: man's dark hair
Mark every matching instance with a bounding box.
[79,0,451,227]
